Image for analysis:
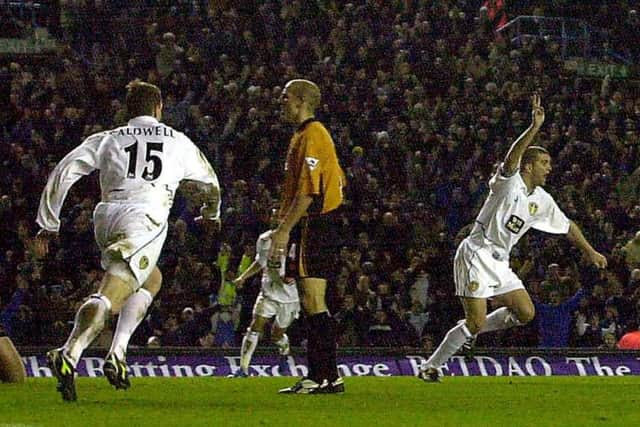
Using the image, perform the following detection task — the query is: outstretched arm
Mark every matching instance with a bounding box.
[567,221,608,269]
[36,136,101,233]
[232,260,262,289]
[34,135,101,258]
[502,94,545,175]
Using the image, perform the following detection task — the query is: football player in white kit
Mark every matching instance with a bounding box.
[419,94,607,382]
[228,229,300,377]
[34,81,221,400]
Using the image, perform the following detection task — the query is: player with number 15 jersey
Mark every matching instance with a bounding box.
[37,110,219,285]
[35,81,221,401]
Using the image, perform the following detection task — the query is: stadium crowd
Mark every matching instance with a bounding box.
[2,0,640,352]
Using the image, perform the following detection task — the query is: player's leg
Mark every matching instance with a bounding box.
[108,267,161,360]
[104,266,162,389]
[281,212,342,394]
[271,302,298,357]
[302,277,342,392]
[279,278,332,394]
[492,289,536,326]
[0,336,26,383]
[48,263,133,401]
[235,315,268,376]
[420,297,486,382]
[99,211,168,390]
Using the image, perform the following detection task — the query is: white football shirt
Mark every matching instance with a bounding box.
[37,116,220,232]
[467,164,570,260]
[255,231,299,304]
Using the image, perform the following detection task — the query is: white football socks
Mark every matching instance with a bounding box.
[240,331,260,374]
[480,307,521,334]
[109,288,153,360]
[64,294,111,366]
[424,321,473,370]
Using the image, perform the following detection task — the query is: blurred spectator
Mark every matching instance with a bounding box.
[535,278,588,348]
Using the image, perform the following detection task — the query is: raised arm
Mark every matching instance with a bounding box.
[502,94,545,175]
[567,221,608,269]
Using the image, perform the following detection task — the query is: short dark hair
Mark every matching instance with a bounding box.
[126,80,162,118]
[521,146,549,169]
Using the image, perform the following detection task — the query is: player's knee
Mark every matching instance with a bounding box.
[103,262,138,312]
[250,318,266,333]
[517,305,535,324]
[271,328,284,342]
[301,288,326,314]
[86,293,112,317]
[0,337,26,384]
[465,316,486,335]
[106,262,137,288]
[143,267,162,297]
[302,294,325,314]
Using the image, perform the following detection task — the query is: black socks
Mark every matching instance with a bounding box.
[306,312,338,383]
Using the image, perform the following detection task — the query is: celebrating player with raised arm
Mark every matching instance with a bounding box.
[419,94,607,382]
[34,80,221,401]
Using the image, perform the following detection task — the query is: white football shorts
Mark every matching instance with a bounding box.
[93,202,168,290]
[454,238,524,298]
[252,294,300,329]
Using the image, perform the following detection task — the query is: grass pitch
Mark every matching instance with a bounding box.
[1,377,638,427]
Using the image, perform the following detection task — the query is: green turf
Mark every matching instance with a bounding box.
[1,377,639,427]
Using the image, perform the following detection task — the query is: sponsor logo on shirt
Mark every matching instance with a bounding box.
[305,157,320,170]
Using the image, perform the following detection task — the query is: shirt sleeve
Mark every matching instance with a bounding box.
[255,232,272,268]
[181,136,221,217]
[532,192,571,234]
[36,134,102,232]
[298,125,331,196]
[488,163,520,195]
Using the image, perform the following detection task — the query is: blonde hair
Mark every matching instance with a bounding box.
[284,79,321,111]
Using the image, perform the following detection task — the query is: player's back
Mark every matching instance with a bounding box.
[97,116,209,214]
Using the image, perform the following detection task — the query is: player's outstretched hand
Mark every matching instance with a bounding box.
[531,93,545,129]
[589,251,608,269]
[33,229,56,259]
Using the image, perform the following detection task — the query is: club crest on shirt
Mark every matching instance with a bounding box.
[467,281,479,292]
[139,256,149,270]
[305,157,320,170]
[528,202,539,215]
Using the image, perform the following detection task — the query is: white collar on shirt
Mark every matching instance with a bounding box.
[128,115,160,126]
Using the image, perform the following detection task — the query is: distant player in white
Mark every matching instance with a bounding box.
[34,81,221,401]
[419,95,607,381]
[229,230,300,377]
